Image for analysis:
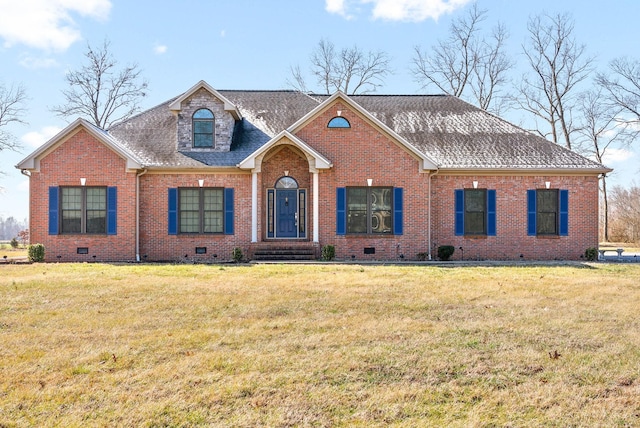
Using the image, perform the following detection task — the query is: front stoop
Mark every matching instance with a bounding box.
[250,242,319,261]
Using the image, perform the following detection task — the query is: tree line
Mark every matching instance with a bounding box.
[1,6,639,242]
[0,216,27,241]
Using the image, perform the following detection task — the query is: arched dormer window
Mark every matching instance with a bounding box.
[328,116,350,128]
[193,109,214,147]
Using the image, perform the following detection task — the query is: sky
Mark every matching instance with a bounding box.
[1,0,639,222]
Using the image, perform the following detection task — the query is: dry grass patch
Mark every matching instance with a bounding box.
[1,263,639,426]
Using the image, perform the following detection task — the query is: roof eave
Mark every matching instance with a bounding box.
[15,118,142,172]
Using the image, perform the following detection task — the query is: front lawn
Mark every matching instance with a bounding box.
[1,263,639,426]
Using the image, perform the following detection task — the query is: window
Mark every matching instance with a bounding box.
[465,189,486,235]
[179,188,224,234]
[346,187,392,234]
[527,189,568,236]
[192,108,214,147]
[455,189,496,236]
[328,117,350,128]
[537,189,558,235]
[60,187,107,234]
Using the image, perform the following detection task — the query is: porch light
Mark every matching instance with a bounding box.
[545,181,551,189]
[198,179,204,187]
[472,180,478,189]
[80,178,86,186]
[367,178,373,187]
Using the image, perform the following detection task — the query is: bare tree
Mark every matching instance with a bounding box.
[0,82,27,154]
[576,89,638,241]
[288,39,392,95]
[411,4,513,114]
[596,57,640,121]
[516,13,594,150]
[52,40,148,129]
[609,185,640,243]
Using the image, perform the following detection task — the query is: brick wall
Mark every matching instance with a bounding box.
[29,128,137,262]
[138,172,252,262]
[431,174,600,260]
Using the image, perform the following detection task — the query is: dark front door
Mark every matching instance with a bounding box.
[276,190,298,237]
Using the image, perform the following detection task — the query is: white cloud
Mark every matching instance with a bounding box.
[18,54,59,69]
[602,148,635,164]
[326,0,471,22]
[153,44,167,55]
[21,126,63,148]
[0,0,112,51]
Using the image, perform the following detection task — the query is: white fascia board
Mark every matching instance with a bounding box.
[15,118,142,171]
[168,80,242,120]
[238,130,332,170]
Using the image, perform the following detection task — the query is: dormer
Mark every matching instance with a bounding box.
[169,81,242,152]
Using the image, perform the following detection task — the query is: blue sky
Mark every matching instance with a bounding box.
[1,0,639,221]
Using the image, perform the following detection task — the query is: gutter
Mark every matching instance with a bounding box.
[136,168,148,262]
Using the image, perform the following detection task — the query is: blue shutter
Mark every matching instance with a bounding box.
[487,189,496,236]
[224,188,234,235]
[393,187,404,235]
[559,189,569,236]
[48,186,59,235]
[527,190,537,236]
[168,188,178,235]
[267,189,275,238]
[454,189,464,236]
[336,187,346,235]
[107,187,117,235]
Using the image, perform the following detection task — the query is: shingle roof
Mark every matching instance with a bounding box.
[107,89,609,172]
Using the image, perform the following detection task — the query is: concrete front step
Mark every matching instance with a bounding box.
[251,244,318,261]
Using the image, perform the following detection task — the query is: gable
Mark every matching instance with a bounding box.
[16,118,142,172]
[287,92,438,172]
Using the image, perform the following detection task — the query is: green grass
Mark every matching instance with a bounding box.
[1,263,639,426]
[0,243,28,259]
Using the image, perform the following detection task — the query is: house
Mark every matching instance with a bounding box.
[16,81,610,262]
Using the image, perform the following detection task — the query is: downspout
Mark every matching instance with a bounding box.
[21,169,31,235]
[427,169,439,261]
[136,168,148,262]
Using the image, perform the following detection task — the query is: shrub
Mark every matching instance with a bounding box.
[232,247,243,263]
[321,245,335,261]
[416,252,428,261]
[437,245,455,261]
[585,247,598,261]
[10,238,19,249]
[28,244,45,262]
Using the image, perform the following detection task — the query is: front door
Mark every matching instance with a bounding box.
[276,189,298,237]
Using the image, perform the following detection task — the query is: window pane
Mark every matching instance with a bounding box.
[465,190,485,213]
[61,187,81,210]
[328,117,350,128]
[347,188,367,233]
[86,188,106,233]
[371,188,392,233]
[203,189,223,211]
[465,212,485,235]
[537,212,557,235]
[193,133,213,147]
[194,121,213,133]
[180,189,199,210]
[61,210,81,233]
[193,109,213,119]
[86,211,106,234]
[538,190,558,212]
[204,212,223,233]
[180,211,200,233]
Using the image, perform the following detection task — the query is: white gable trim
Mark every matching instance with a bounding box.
[169,80,242,120]
[287,91,439,171]
[237,130,332,173]
[15,118,142,171]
